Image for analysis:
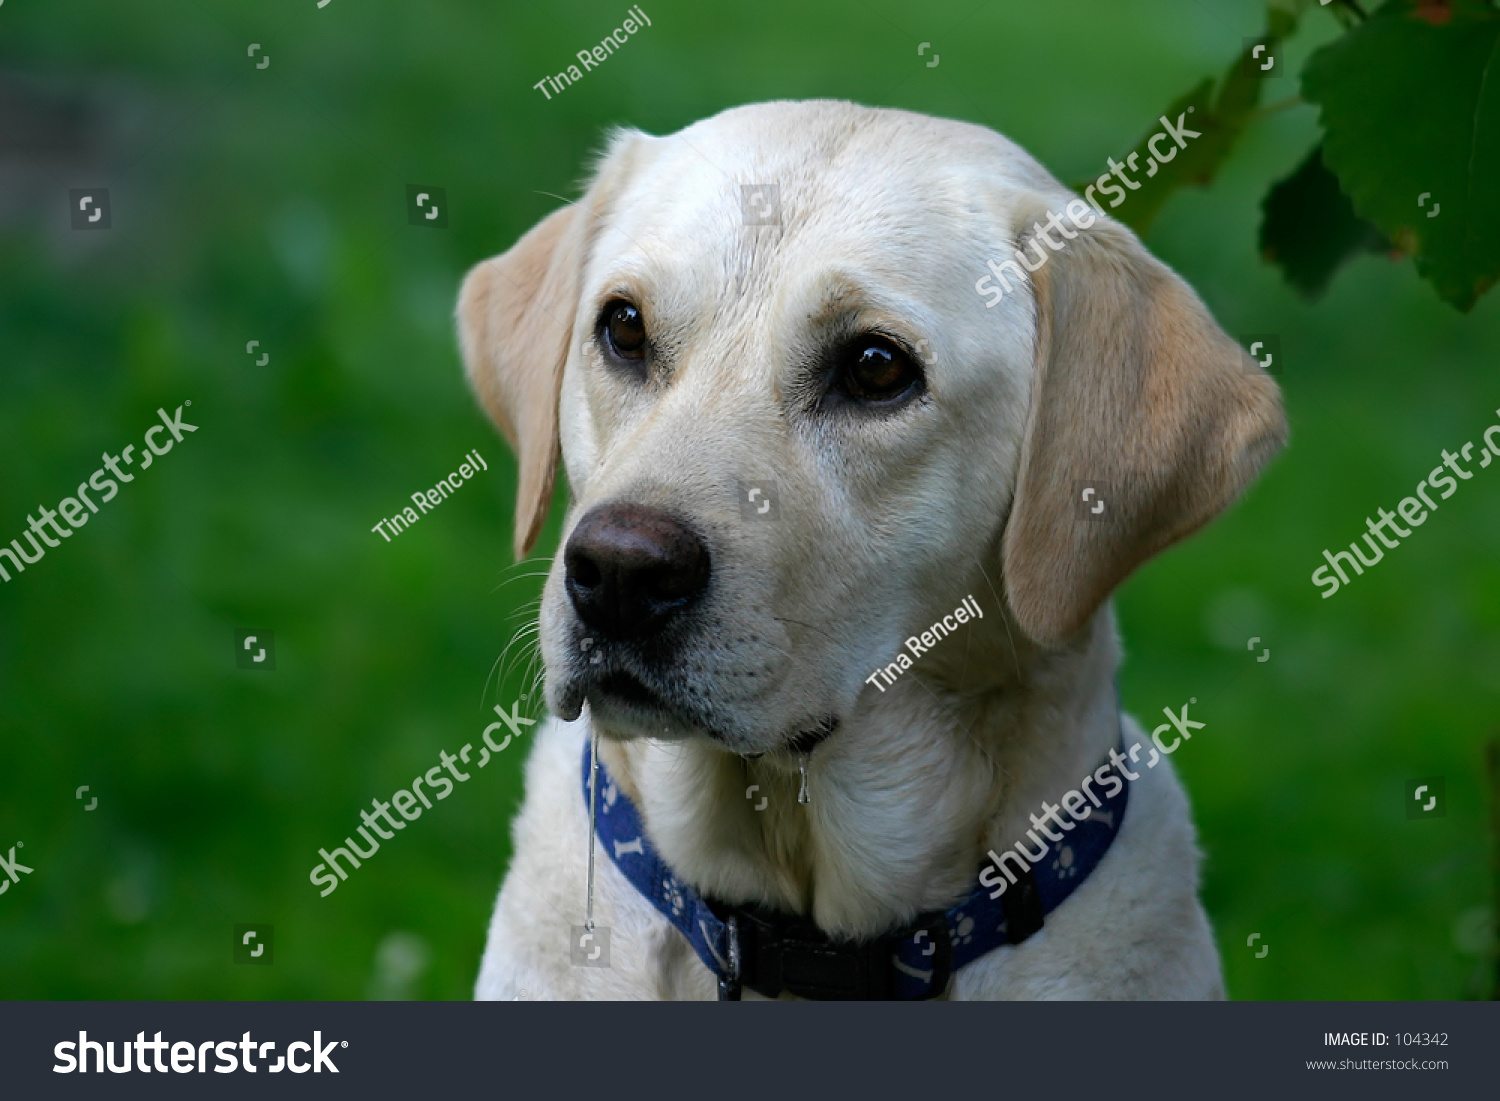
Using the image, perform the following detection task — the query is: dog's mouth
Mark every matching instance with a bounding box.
[593,671,660,710]
[571,665,705,741]
[561,656,841,755]
[579,669,680,729]
[786,716,839,755]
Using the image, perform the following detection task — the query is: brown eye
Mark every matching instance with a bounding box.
[602,300,646,360]
[833,337,921,405]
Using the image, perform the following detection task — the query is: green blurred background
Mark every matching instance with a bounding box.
[1,0,1495,1000]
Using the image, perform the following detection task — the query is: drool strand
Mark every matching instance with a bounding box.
[585,726,600,930]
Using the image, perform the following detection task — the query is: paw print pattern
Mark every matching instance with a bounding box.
[661,876,686,918]
[1052,845,1078,880]
[950,914,975,947]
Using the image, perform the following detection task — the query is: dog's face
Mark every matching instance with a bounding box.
[459,102,1285,757]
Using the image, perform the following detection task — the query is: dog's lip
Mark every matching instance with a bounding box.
[577,667,699,732]
[785,716,839,755]
[590,670,662,710]
[558,650,838,751]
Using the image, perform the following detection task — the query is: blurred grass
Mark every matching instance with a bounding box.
[0,0,1495,999]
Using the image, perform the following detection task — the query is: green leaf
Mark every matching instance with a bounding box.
[1302,0,1500,311]
[1105,79,1220,234]
[1260,143,1390,299]
[1095,19,1296,235]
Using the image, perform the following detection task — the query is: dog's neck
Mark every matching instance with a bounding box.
[597,606,1122,939]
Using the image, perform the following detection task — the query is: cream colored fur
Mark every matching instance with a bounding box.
[460,101,1285,1000]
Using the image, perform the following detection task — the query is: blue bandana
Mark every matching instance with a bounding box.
[582,736,1129,999]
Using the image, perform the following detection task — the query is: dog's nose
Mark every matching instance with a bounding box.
[564,504,711,640]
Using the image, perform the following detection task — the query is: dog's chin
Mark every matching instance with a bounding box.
[553,667,839,756]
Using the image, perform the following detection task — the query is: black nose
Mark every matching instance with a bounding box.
[564,504,711,641]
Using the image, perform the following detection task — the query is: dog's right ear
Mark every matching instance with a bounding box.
[457,131,648,560]
[459,206,586,559]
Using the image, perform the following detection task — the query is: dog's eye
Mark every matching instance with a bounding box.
[601,300,647,361]
[831,337,921,406]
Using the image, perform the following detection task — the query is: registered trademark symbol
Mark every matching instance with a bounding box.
[341,1041,348,1047]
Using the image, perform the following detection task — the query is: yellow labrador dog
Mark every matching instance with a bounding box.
[462,101,1284,1000]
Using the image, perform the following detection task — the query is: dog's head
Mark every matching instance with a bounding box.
[458,101,1284,757]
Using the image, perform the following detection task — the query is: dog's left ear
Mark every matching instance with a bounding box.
[457,130,647,559]
[1001,206,1287,647]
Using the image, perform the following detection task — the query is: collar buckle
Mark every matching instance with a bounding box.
[727,905,951,1000]
[717,913,743,1001]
